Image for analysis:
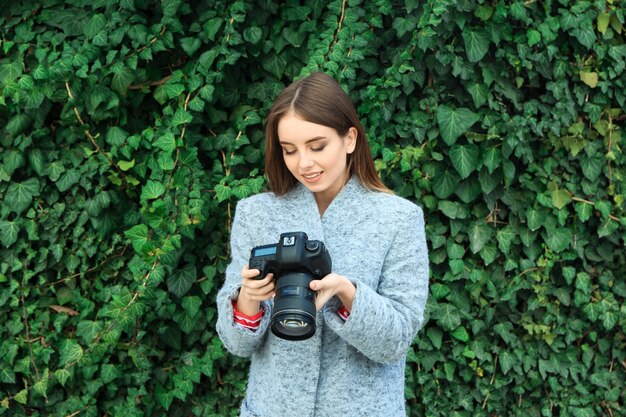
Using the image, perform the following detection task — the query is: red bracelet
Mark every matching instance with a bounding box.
[338,306,350,321]
[232,300,263,330]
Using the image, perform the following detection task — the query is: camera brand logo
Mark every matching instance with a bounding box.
[283,236,295,246]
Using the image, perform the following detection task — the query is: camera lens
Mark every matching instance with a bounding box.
[271,272,316,341]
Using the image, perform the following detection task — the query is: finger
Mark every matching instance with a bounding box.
[244,281,275,296]
[246,288,276,301]
[243,273,274,289]
[242,268,262,279]
[314,293,331,311]
[309,280,322,291]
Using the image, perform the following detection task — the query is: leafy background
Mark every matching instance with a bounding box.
[1,0,625,416]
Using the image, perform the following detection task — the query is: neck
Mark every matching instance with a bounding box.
[313,172,351,216]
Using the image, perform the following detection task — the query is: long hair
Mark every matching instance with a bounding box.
[264,72,390,195]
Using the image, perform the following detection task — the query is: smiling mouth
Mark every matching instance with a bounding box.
[301,172,323,183]
[302,172,321,179]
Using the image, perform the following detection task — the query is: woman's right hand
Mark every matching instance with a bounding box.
[236,265,275,316]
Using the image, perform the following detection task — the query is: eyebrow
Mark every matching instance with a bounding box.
[279,136,327,146]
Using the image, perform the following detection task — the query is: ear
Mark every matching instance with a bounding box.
[345,127,358,154]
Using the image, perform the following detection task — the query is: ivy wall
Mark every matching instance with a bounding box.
[1,0,625,416]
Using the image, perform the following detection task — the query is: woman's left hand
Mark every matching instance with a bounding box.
[310,273,356,311]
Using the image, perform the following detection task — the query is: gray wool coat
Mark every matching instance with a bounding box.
[216,177,429,417]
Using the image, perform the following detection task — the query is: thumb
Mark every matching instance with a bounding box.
[310,280,321,291]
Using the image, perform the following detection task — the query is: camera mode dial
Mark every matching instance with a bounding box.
[305,241,319,251]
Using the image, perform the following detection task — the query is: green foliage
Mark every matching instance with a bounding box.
[0,0,625,416]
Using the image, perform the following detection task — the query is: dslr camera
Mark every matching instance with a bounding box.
[249,232,332,341]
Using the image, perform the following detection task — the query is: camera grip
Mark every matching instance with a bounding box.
[248,258,267,280]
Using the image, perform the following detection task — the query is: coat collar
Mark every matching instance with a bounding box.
[285,175,367,216]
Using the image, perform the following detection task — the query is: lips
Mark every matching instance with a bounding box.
[301,172,322,184]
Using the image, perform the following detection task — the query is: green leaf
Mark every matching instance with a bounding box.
[570,407,595,417]
[450,326,470,342]
[56,169,80,192]
[500,351,516,375]
[180,37,201,56]
[5,178,40,214]
[581,154,603,181]
[469,222,493,254]
[527,29,541,46]
[600,310,618,330]
[84,14,107,38]
[438,201,467,219]
[482,147,501,174]
[33,369,49,397]
[6,114,32,137]
[262,54,287,79]
[526,209,544,232]
[215,184,231,202]
[141,180,165,200]
[551,189,571,209]
[431,283,450,299]
[172,108,193,126]
[496,226,516,254]
[474,5,493,21]
[4,150,25,175]
[28,149,45,176]
[467,83,488,108]
[462,29,489,62]
[111,66,135,95]
[597,12,610,35]
[544,228,572,253]
[101,364,120,384]
[167,265,197,298]
[14,389,27,404]
[426,327,443,349]
[203,18,223,41]
[106,126,128,146]
[449,144,480,179]
[432,168,460,199]
[575,202,593,222]
[436,106,479,145]
[118,159,135,171]
[0,369,15,384]
[0,61,23,85]
[125,224,149,252]
[579,71,598,88]
[181,296,202,318]
[0,220,19,247]
[154,132,176,152]
[55,369,71,387]
[393,16,415,38]
[573,25,596,49]
[434,303,461,331]
[76,320,103,344]
[59,339,84,366]
[598,218,619,237]
[244,27,263,44]
[48,161,66,182]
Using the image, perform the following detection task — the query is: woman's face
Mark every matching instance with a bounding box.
[277,112,357,206]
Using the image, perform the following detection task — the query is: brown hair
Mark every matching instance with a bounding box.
[264,72,390,195]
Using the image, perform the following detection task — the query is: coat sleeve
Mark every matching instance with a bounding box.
[323,204,429,364]
[215,199,272,357]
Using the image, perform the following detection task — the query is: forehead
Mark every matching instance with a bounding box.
[277,113,337,143]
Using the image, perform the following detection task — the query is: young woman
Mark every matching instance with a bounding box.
[216,72,429,417]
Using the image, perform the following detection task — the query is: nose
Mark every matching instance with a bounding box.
[298,152,314,170]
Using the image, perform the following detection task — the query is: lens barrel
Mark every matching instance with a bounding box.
[271,272,316,341]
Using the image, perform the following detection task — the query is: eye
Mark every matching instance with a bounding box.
[311,145,326,152]
[282,148,296,156]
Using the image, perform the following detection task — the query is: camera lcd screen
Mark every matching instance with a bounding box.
[254,246,277,257]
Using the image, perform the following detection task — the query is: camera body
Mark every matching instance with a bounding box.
[249,232,331,340]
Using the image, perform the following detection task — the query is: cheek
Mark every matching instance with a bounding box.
[282,155,298,174]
